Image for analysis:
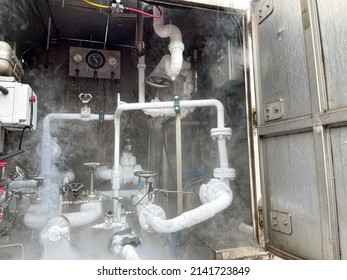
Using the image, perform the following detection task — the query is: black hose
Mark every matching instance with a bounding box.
[0,86,9,95]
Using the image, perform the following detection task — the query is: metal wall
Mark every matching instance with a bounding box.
[316,0,347,110]
[250,0,346,259]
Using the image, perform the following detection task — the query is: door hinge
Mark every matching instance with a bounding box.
[252,107,258,128]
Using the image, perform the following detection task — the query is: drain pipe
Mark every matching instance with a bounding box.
[153,6,184,80]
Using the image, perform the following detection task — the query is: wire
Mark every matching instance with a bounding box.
[125,5,162,18]
[82,0,109,9]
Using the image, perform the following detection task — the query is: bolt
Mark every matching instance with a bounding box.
[144,225,149,230]
[283,221,288,226]
[266,4,270,8]
[273,222,277,226]
[273,215,277,219]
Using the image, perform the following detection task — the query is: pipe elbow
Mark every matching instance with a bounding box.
[63,201,102,227]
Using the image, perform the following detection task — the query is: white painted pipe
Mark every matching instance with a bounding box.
[122,245,140,260]
[40,113,113,178]
[138,56,146,103]
[142,180,232,234]
[23,202,50,229]
[62,170,75,185]
[63,201,102,227]
[9,179,38,190]
[153,7,184,80]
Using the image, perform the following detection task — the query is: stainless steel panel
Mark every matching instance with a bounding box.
[257,0,312,123]
[317,0,347,110]
[330,127,347,259]
[262,132,323,259]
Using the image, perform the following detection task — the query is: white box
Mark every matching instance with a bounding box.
[0,82,37,130]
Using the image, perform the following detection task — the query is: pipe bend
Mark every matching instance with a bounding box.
[146,187,232,234]
[63,201,102,227]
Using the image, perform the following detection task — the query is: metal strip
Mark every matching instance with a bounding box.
[259,108,347,137]
[312,126,340,259]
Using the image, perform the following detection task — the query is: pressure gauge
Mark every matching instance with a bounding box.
[72,52,83,64]
[86,50,105,69]
[107,56,118,67]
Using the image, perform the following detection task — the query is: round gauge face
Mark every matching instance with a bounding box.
[72,52,83,64]
[86,50,105,69]
[107,56,118,67]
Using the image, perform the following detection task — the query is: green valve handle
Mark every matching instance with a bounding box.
[174,96,180,112]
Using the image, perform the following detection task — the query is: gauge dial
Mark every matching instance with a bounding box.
[107,56,119,67]
[72,52,83,64]
[86,50,105,69]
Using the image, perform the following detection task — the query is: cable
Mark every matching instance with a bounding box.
[125,5,162,18]
[82,0,109,9]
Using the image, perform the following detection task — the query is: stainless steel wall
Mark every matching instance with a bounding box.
[316,0,347,110]
[251,0,343,259]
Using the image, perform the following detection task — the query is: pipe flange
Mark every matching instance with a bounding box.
[210,127,232,140]
[138,204,166,233]
[213,167,236,180]
[199,179,232,204]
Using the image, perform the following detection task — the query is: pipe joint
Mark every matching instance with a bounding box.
[138,204,166,233]
[211,127,232,141]
[213,168,236,181]
[199,179,233,204]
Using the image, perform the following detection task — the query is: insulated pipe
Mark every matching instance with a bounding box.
[153,7,184,80]
[24,202,50,229]
[141,179,232,234]
[63,201,102,227]
[40,113,113,178]
[62,170,75,185]
[147,193,232,233]
[9,179,38,190]
[122,245,140,260]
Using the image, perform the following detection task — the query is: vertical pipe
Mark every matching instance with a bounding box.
[90,170,94,194]
[104,12,110,49]
[46,17,52,50]
[138,56,146,103]
[176,112,183,215]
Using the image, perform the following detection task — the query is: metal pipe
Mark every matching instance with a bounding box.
[46,17,52,50]
[175,111,183,215]
[103,12,110,49]
[135,1,145,56]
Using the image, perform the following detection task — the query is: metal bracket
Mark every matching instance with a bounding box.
[256,0,274,24]
[264,99,284,122]
[270,210,292,235]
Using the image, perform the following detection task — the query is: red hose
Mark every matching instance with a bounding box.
[126,5,162,18]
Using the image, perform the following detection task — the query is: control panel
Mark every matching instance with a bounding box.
[69,47,121,79]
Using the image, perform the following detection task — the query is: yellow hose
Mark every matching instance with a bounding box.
[82,0,109,9]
